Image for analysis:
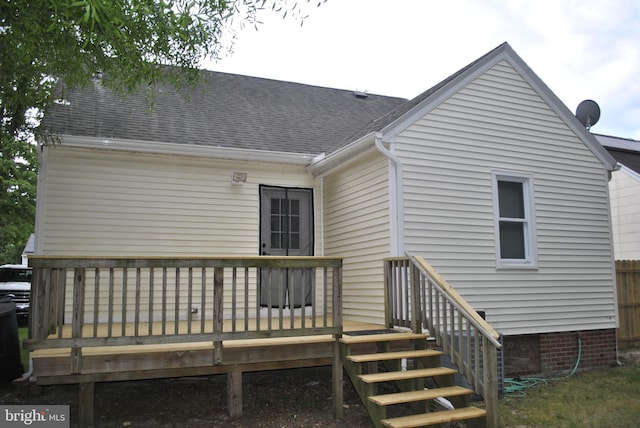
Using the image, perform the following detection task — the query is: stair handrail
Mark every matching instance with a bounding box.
[408,254,501,347]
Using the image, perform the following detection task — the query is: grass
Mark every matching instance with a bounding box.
[498,360,640,427]
[18,326,29,369]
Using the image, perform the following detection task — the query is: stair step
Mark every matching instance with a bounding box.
[381,406,487,428]
[347,349,442,363]
[359,367,457,384]
[369,386,473,406]
[340,332,428,345]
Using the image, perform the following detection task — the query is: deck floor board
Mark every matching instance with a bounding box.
[32,319,384,358]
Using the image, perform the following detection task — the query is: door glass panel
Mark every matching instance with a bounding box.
[271,198,280,215]
[270,232,280,249]
[268,198,301,250]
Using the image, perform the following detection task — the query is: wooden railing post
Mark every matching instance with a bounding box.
[48,269,59,336]
[332,266,342,330]
[383,260,392,328]
[332,264,344,419]
[71,268,85,374]
[28,267,45,341]
[213,266,224,365]
[410,262,421,333]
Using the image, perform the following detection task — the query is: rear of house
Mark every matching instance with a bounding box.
[35,42,619,380]
[393,54,618,375]
[312,44,620,375]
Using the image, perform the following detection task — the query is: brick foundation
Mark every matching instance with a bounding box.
[503,328,617,376]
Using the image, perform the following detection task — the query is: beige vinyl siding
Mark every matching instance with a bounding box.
[323,151,391,325]
[38,145,320,322]
[39,146,316,255]
[610,167,640,260]
[395,60,617,335]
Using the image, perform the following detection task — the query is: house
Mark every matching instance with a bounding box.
[21,233,34,265]
[595,134,640,260]
[31,42,619,426]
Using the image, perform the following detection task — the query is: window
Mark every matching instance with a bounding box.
[492,172,537,268]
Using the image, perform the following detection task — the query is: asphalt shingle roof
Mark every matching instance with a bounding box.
[595,134,640,174]
[42,71,407,155]
[609,149,640,174]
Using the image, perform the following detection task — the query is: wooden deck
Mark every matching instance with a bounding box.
[30,319,383,384]
[29,319,385,428]
[26,255,502,427]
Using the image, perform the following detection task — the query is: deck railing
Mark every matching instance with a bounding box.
[384,254,502,428]
[26,256,342,367]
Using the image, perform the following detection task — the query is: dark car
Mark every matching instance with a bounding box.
[0,264,32,325]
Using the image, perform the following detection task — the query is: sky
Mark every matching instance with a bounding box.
[205,0,640,140]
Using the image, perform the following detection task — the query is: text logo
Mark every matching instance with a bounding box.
[1,406,69,427]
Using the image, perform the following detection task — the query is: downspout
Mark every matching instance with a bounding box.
[320,177,325,255]
[374,132,405,256]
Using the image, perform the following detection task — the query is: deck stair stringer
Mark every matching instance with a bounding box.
[340,331,486,428]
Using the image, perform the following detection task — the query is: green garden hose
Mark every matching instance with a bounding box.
[504,333,582,397]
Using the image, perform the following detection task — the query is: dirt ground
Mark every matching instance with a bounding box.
[1,366,374,427]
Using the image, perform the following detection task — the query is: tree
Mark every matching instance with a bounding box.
[0,0,325,263]
[0,134,36,264]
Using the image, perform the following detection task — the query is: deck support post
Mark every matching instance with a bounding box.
[333,338,344,419]
[227,369,243,418]
[483,336,499,428]
[79,382,95,428]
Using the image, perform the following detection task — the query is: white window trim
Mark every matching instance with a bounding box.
[491,171,538,269]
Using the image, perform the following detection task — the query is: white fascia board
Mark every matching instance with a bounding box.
[501,45,618,172]
[52,135,317,165]
[307,132,376,177]
[618,163,640,181]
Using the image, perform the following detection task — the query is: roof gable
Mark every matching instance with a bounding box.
[371,42,617,171]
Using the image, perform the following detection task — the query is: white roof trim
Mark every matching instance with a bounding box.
[307,132,376,177]
[380,43,617,171]
[617,163,640,181]
[47,135,317,165]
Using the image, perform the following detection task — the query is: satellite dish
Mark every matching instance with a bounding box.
[575,99,600,129]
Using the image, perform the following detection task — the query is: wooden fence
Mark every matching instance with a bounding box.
[616,260,640,350]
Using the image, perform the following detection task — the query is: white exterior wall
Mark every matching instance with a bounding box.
[323,151,391,325]
[395,60,617,336]
[36,145,321,322]
[37,145,317,256]
[609,165,640,260]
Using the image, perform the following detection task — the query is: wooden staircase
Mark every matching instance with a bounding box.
[340,331,486,428]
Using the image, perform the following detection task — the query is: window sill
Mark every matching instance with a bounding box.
[496,262,538,270]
